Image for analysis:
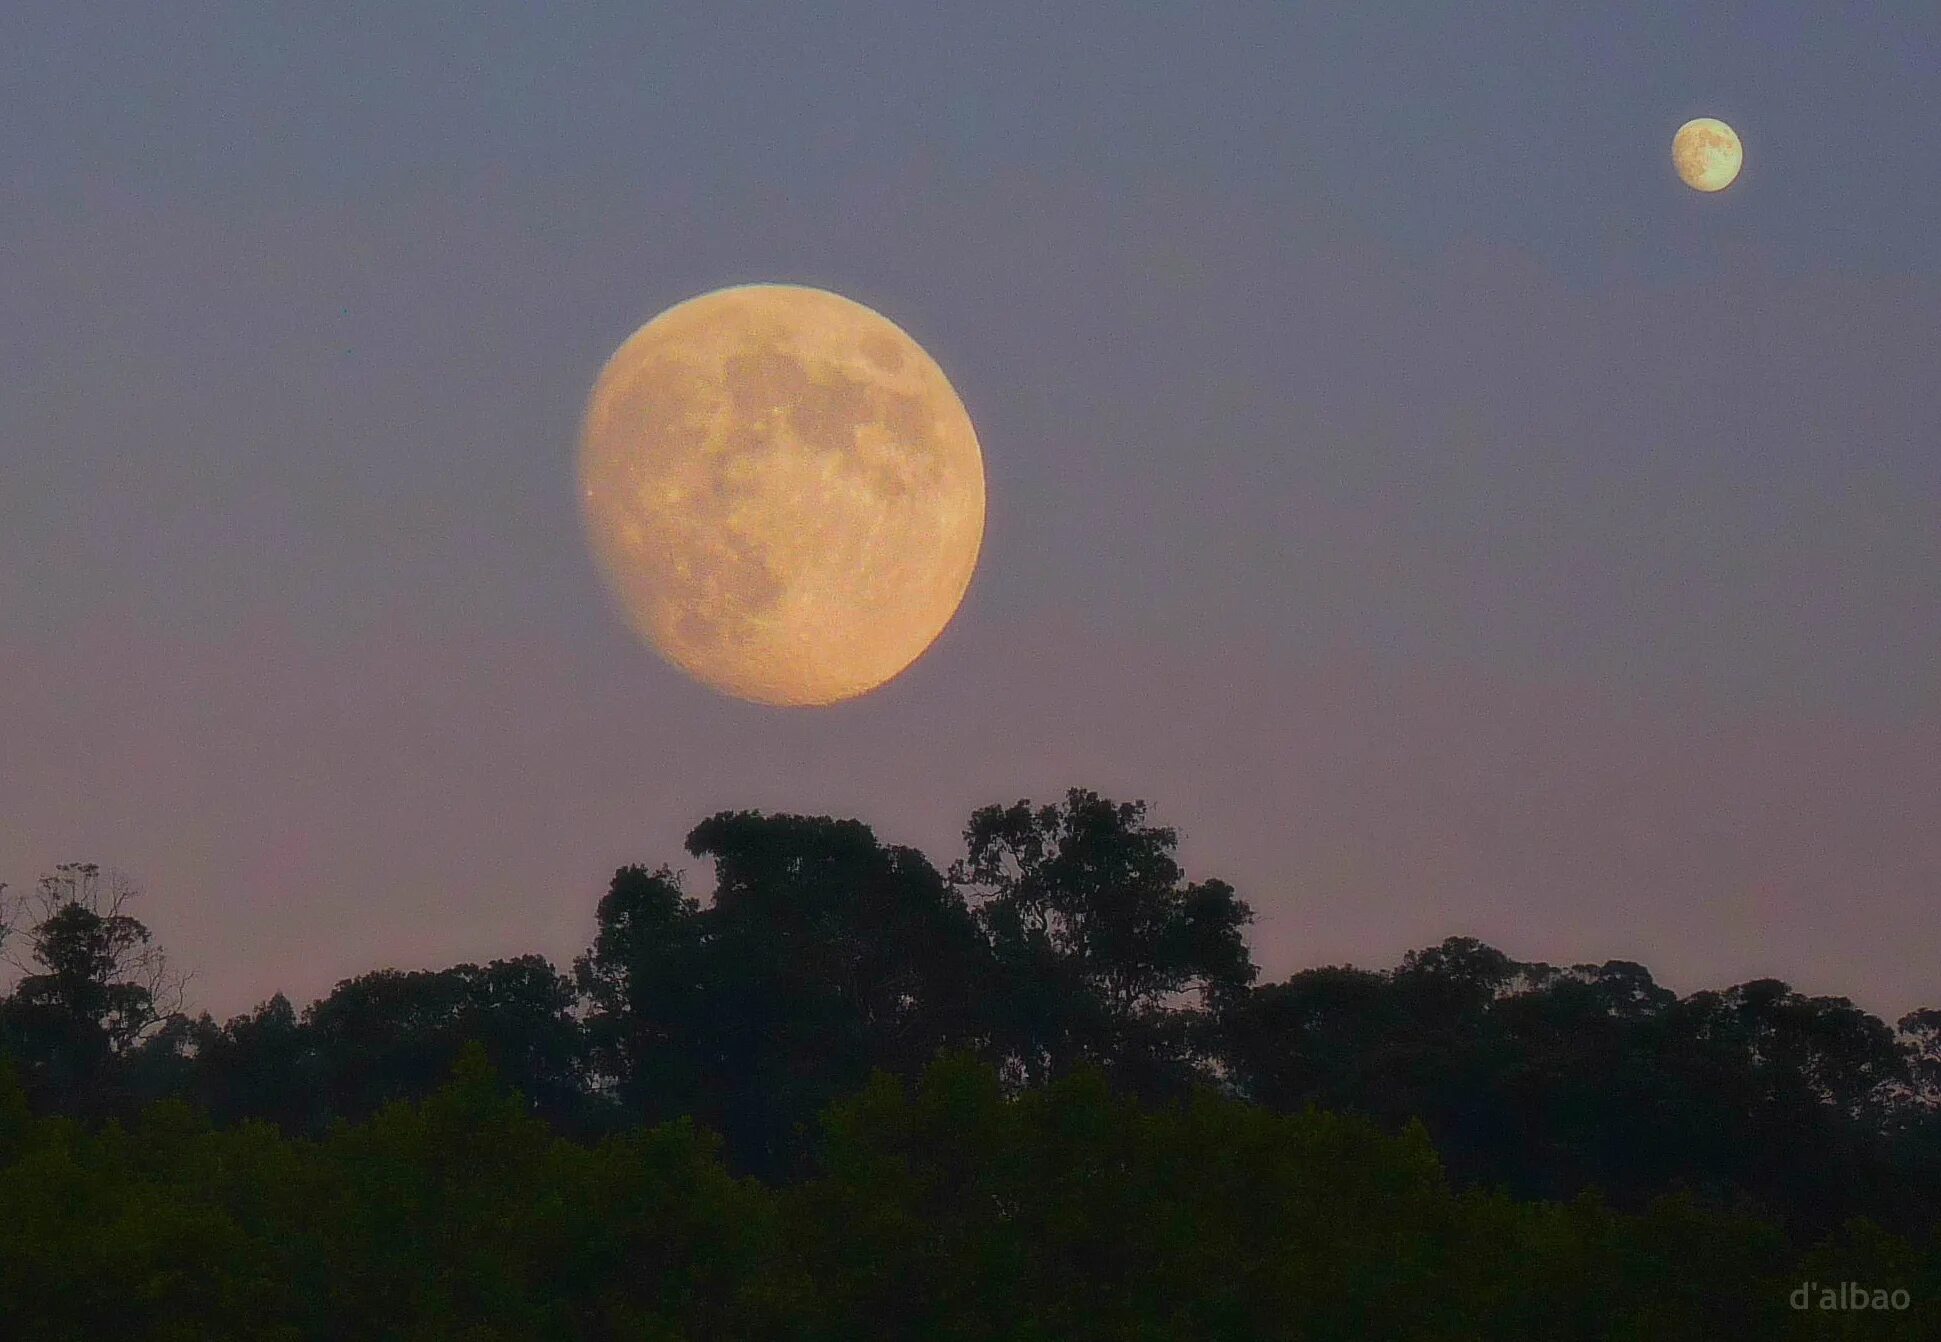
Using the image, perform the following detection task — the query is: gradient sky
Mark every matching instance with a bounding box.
[3,3,1937,1017]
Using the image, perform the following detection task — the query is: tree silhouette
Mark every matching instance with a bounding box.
[950,789,1256,1095]
[576,863,711,1122]
[3,799,1940,1278]
[0,864,186,1116]
[1898,1007,1941,1107]
[579,812,993,1178]
[302,955,587,1128]
[1220,934,1940,1236]
[181,992,326,1133]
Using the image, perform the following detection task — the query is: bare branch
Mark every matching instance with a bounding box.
[2,862,191,1050]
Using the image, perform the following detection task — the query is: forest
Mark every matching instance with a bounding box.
[2,789,1937,1338]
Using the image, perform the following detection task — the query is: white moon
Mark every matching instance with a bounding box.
[578,284,986,706]
[1673,117,1743,192]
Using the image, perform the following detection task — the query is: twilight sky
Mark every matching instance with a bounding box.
[3,3,1937,1017]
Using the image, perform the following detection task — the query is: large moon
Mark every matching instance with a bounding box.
[578,284,986,706]
[1672,117,1743,192]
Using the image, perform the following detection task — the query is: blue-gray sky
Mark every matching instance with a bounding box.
[3,2,1936,1015]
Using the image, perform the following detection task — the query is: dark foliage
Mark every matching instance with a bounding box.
[0,864,185,1118]
[3,791,1939,1333]
[1218,937,1941,1238]
[951,789,1257,1098]
[576,813,992,1177]
[1,1048,1936,1339]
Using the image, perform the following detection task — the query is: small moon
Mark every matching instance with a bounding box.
[578,284,987,707]
[1672,117,1743,193]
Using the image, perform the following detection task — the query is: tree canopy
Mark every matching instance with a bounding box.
[3,792,1939,1334]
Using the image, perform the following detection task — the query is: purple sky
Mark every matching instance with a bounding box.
[3,4,1937,1017]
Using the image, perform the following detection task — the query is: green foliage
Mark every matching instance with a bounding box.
[5,800,1941,1336]
[788,1055,1863,1340]
[0,1044,800,1340]
[0,1046,1934,1337]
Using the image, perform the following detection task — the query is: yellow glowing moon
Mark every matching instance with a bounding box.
[578,284,986,706]
[1672,117,1743,192]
